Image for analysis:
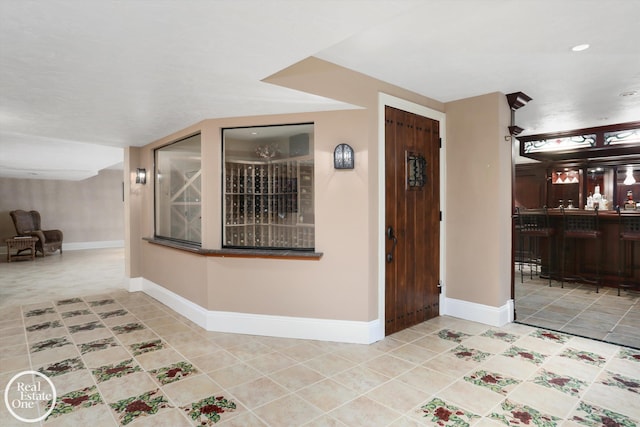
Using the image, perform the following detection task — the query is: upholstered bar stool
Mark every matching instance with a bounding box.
[561,207,601,292]
[617,207,640,295]
[516,207,555,286]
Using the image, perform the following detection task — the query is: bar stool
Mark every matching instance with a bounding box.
[561,207,601,292]
[617,206,640,295]
[516,207,555,286]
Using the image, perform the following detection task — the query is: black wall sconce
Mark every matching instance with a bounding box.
[506,91,532,136]
[136,168,147,184]
[334,143,354,169]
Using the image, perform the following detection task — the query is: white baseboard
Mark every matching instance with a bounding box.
[62,240,124,251]
[0,240,124,254]
[441,296,514,327]
[129,278,384,344]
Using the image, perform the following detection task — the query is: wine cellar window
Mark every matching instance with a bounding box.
[155,134,202,245]
[223,123,314,250]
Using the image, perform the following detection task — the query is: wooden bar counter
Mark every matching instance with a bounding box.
[516,208,640,289]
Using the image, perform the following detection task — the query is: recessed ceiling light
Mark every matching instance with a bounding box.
[619,90,638,97]
[571,44,590,52]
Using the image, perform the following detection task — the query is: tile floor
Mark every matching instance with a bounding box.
[515,265,640,349]
[1,249,639,426]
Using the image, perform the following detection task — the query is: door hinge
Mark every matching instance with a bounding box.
[439,137,442,148]
[439,211,442,221]
[438,280,442,294]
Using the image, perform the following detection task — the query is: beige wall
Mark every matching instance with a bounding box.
[0,169,124,244]
[444,92,512,307]
[128,59,513,328]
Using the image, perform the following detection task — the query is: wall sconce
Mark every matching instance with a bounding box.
[334,143,354,169]
[136,168,147,184]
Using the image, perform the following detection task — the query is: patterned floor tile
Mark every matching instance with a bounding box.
[419,397,480,426]
[480,329,519,343]
[38,356,85,377]
[598,371,640,394]
[109,388,173,425]
[449,345,492,362]
[45,385,104,422]
[68,321,105,334]
[570,401,638,427]
[464,370,520,395]
[26,320,63,332]
[150,361,199,385]
[112,322,146,334]
[488,399,561,427]
[437,329,472,343]
[78,337,120,354]
[502,345,547,365]
[30,336,72,352]
[93,358,143,383]
[532,369,588,397]
[559,348,607,367]
[180,395,237,426]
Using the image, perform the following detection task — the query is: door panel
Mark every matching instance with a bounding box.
[385,106,440,335]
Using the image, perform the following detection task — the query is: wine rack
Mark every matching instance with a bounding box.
[224,159,314,249]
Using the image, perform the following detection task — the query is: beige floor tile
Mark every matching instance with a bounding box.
[480,354,539,380]
[253,393,324,427]
[188,350,239,373]
[97,371,157,403]
[245,351,298,375]
[582,382,640,420]
[330,396,402,427]
[81,346,132,368]
[127,408,190,427]
[396,365,455,395]
[268,363,325,392]
[508,381,579,419]
[362,354,416,378]
[229,376,288,409]
[438,379,505,416]
[161,373,222,407]
[365,378,431,414]
[331,365,390,394]
[207,362,263,389]
[217,411,268,426]
[296,378,359,412]
[302,352,356,377]
[134,347,184,370]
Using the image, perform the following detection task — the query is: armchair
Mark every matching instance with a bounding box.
[10,210,63,256]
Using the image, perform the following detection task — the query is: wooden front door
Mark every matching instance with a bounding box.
[385,106,440,335]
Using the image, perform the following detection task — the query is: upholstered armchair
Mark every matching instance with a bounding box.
[10,210,63,256]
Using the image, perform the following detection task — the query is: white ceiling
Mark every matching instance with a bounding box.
[1,0,639,180]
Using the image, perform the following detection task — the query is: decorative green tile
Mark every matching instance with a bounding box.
[24,307,55,317]
[464,370,520,394]
[30,336,72,353]
[39,357,85,377]
[56,298,83,306]
[533,369,588,396]
[92,359,142,382]
[151,361,199,385]
[89,299,115,306]
[481,329,518,343]
[78,337,119,354]
[530,329,570,344]
[99,309,128,319]
[26,320,63,332]
[130,339,165,356]
[598,371,640,394]
[618,348,640,363]
[450,345,491,362]
[571,401,638,427]
[489,399,560,427]
[182,395,236,425]
[502,346,547,365]
[68,321,105,334]
[437,329,471,343]
[61,309,92,318]
[419,397,480,427]
[112,322,145,334]
[45,385,103,421]
[110,389,173,425]
[560,348,607,367]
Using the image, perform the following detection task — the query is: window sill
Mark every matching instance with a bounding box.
[143,237,323,260]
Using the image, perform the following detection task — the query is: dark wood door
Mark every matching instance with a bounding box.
[385,106,440,335]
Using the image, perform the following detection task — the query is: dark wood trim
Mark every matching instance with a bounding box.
[143,237,323,260]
